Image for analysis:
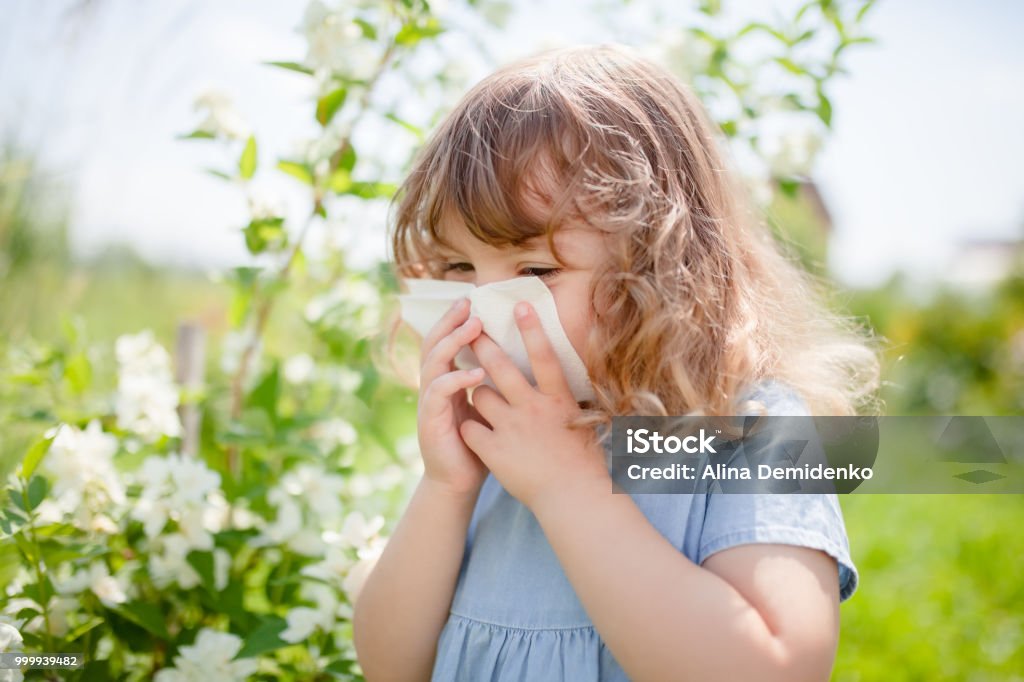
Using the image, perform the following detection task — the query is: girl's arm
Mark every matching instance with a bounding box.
[352,476,479,681]
[530,478,840,682]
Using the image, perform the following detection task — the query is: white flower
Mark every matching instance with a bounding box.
[114,331,183,442]
[310,417,358,453]
[149,534,202,590]
[214,548,231,591]
[342,537,386,604]
[371,464,405,492]
[288,529,326,556]
[116,330,173,377]
[301,7,380,81]
[130,453,222,550]
[768,129,823,177]
[42,420,126,527]
[300,544,354,585]
[641,26,713,83]
[337,511,385,550]
[304,278,381,334]
[193,89,251,141]
[326,366,363,393]
[280,582,342,643]
[57,562,127,608]
[248,189,285,221]
[0,618,25,682]
[281,465,347,519]
[280,606,324,643]
[168,457,222,506]
[255,492,303,545]
[0,618,24,650]
[154,628,257,682]
[283,353,316,384]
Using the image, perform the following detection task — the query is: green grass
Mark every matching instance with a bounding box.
[836,495,1024,680]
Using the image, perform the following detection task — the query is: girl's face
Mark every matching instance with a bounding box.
[437,219,611,361]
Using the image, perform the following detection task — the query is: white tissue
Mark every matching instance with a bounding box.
[397,277,596,403]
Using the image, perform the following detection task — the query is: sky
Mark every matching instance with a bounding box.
[1,0,1022,291]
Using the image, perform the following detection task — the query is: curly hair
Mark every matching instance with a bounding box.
[379,42,882,439]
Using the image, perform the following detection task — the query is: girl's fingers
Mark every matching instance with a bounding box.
[421,315,482,386]
[419,298,470,366]
[422,368,487,415]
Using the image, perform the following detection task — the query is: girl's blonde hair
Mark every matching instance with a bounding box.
[380,42,882,434]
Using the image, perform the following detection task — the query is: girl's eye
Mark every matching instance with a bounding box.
[521,267,561,280]
[441,263,561,280]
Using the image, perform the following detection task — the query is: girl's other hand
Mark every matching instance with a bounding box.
[416,297,490,498]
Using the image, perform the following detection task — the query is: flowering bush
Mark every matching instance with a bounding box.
[0,1,873,679]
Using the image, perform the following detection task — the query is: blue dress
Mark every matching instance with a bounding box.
[431,380,859,681]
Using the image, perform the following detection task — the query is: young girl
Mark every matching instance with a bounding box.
[354,43,881,681]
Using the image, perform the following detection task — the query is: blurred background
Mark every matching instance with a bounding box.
[1,1,1022,680]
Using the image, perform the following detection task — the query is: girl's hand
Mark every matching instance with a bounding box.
[416,297,491,498]
[459,302,611,511]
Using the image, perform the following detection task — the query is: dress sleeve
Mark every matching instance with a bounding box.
[695,492,859,602]
[693,379,860,602]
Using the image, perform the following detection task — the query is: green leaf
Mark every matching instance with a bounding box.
[264,60,314,75]
[177,130,216,140]
[794,0,817,23]
[316,87,348,127]
[26,475,48,511]
[348,181,397,199]
[395,16,445,46]
[236,616,289,658]
[205,168,233,181]
[856,0,877,22]
[187,551,217,593]
[114,601,170,640]
[352,17,377,40]
[773,56,804,75]
[816,91,833,127]
[21,434,55,480]
[63,351,92,394]
[384,112,425,141]
[243,217,286,255]
[792,29,816,45]
[336,142,357,173]
[246,362,281,422]
[0,542,21,587]
[239,135,258,180]
[277,160,314,185]
[228,288,253,328]
[65,616,105,644]
[698,0,722,15]
[778,176,801,198]
[738,21,786,42]
[328,168,352,193]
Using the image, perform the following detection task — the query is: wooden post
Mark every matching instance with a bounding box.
[175,322,206,458]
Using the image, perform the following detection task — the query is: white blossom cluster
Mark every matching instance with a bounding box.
[129,453,232,590]
[0,618,24,682]
[192,90,251,141]
[304,276,382,339]
[114,331,183,443]
[279,510,388,644]
[154,628,257,682]
[35,419,125,532]
[300,0,383,87]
